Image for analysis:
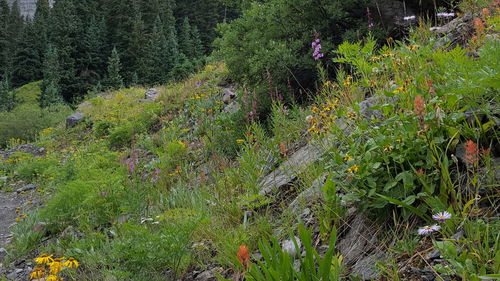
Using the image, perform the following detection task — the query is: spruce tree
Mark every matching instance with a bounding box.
[39,45,62,108]
[12,22,42,87]
[178,17,193,58]
[0,0,10,81]
[0,77,16,112]
[49,0,80,102]
[143,16,170,85]
[106,47,124,90]
[79,16,107,84]
[191,26,204,59]
[33,0,51,65]
[3,0,24,82]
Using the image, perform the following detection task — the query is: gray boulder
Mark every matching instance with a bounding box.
[16,184,37,193]
[66,112,85,128]
[144,88,161,101]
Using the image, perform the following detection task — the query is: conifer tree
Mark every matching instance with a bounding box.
[178,17,193,58]
[80,16,107,82]
[106,47,124,90]
[0,0,10,81]
[39,45,62,108]
[143,16,170,85]
[49,0,80,102]
[12,22,42,87]
[2,0,23,82]
[191,26,204,59]
[33,0,51,62]
[0,77,16,112]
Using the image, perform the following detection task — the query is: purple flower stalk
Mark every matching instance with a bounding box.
[418,224,440,235]
[312,38,324,60]
[432,211,452,222]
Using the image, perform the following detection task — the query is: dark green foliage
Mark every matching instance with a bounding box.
[79,16,107,86]
[215,0,374,108]
[106,47,124,90]
[12,22,42,87]
[39,45,62,108]
[0,77,16,112]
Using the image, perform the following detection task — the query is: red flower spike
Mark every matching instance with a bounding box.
[237,245,250,268]
[464,140,479,165]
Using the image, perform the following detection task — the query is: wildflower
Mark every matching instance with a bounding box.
[418,224,440,235]
[30,267,46,280]
[311,38,324,60]
[432,211,452,222]
[344,154,353,161]
[15,207,21,214]
[236,139,245,144]
[482,8,490,18]
[437,12,455,18]
[49,261,63,275]
[404,15,416,21]
[343,75,353,87]
[63,257,79,268]
[393,86,405,94]
[396,138,403,143]
[383,145,394,151]
[237,245,250,268]
[464,140,479,165]
[415,168,425,175]
[46,275,61,281]
[35,254,54,265]
[347,111,357,120]
[368,23,374,29]
[408,44,419,51]
[347,164,360,173]
[414,95,425,116]
[474,18,485,34]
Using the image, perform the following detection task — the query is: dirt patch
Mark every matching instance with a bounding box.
[0,190,41,248]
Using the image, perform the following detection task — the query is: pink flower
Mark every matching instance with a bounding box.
[418,224,441,235]
[432,211,452,222]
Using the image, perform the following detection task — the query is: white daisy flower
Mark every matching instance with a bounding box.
[418,224,441,235]
[432,211,452,222]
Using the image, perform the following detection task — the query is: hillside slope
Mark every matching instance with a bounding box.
[1,11,499,281]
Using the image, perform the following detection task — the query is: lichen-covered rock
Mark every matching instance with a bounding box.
[66,112,85,128]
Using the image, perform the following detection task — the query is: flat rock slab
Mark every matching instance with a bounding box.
[66,112,85,128]
[258,120,348,196]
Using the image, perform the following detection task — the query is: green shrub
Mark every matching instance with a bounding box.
[0,103,71,147]
[108,124,135,148]
[214,0,379,110]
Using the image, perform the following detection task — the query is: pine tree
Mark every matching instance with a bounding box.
[125,2,146,84]
[33,0,51,64]
[2,0,24,82]
[106,47,124,90]
[12,22,42,87]
[178,17,193,58]
[0,0,10,81]
[143,16,170,85]
[49,0,80,102]
[79,16,107,85]
[191,26,204,58]
[39,45,62,108]
[0,77,16,112]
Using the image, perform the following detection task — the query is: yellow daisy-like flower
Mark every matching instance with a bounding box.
[347,164,360,173]
[46,275,61,281]
[343,154,353,161]
[393,87,405,94]
[396,138,403,143]
[49,261,63,275]
[30,267,46,280]
[384,145,394,151]
[35,254,54,265]
[63,257,79,268]
[235,139,245,144]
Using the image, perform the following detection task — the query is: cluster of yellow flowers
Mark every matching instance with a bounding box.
[30,254,79,280]
[307,99,340,135]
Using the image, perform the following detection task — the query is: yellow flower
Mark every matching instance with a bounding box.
[35,254,54,265]
[46,275,61,281]
[347,164,360,173]
[347,112,357,119]
[30,267,46,280]
[235,139,245,144]
[384,145,394,151]
[63,257,79,268]
[408,44,419,51]
[393,87,405,94]
[49,261,63,275]
[344,154,353,161]
[15,217,21,222]
[396,138,403,143]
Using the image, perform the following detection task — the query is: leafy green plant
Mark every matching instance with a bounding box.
[241,224,342,281]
